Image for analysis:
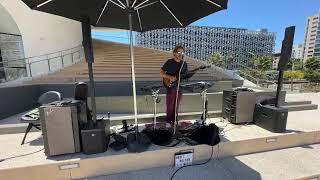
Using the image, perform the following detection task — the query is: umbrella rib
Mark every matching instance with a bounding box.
[116,0,127,8]
[125,0,130,7]
[159,0,183,27]
[206,0,223,8]
[96,0,110,25]
[35,0,54,8]
[134,1,159,11]
[135,0,150,9]
[109,0,126,9]
[137,9,143,31]
[131,0,138,8]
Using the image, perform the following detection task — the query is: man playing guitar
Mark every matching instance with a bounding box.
[160,45,187,125]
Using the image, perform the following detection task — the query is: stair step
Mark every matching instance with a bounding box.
[283,104,318,112]
[284,101,312,106]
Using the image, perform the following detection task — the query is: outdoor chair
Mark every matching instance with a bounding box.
[20,91,62,145]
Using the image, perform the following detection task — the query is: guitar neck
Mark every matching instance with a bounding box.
[189,68,201,73]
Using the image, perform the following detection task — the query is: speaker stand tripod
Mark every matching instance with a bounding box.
[151,88,160,129]
[199,88,208,125]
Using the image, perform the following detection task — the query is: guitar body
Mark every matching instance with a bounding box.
[163,77,173,88]
[162,65,210,88]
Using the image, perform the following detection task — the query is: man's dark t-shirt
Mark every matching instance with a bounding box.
[161,58,188,89]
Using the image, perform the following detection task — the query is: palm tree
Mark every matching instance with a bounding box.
[253,56,273,71]
[208,52,224,67]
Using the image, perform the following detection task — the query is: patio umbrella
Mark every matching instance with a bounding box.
[22,0,228,139]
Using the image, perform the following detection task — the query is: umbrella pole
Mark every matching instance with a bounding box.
[128,13,138,138]
[81,17,97,126]
[88,62,97,125]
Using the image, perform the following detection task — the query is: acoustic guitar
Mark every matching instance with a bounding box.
[163,65,210,88]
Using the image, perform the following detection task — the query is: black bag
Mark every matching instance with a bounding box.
[127,132,151,153]
[142,128,173,146]
[109,134,127,151]
[188,124,220,146]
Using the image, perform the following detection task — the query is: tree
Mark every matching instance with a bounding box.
[305,57,320,71]
[304,70,320,83]
[208,52,224,67]
[284,70,305,91]
[286,58,303,71]
[284,71,304,79]
[253,55,273,71]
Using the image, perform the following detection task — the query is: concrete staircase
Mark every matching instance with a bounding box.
[283,100,318,112]
[29,40,233,84]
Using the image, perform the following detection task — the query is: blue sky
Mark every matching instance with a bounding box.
[92,0,320,52]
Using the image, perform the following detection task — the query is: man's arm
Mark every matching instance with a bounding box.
[181,62,194,79]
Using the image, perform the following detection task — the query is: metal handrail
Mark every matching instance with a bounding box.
[0,45,83,64]
[232,63,277,89]
[237,63,276,81]
[1,45,84,81]
[27,51,81,65]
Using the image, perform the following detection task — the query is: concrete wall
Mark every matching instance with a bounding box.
[92,90,286,114]
[0,85,39,119]
[0,3,20,35]
[0,81,285,120]
[0,0,82,65]
[0,81,234,119]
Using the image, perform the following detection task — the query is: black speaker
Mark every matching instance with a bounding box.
[81,16,94,63]
[253,105,288,133]
[278,26,295,71]
[81,120,109,154]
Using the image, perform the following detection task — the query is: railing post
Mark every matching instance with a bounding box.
[61,51,64,68]
[47,55,51,72]
[28,60,32,77]
[71,52,74,64]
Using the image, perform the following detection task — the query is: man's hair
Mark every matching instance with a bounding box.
[173,45,184,53]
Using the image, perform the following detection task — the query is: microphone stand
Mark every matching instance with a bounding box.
[173,60,186,135]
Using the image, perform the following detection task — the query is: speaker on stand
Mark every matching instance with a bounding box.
[254,26,295,133]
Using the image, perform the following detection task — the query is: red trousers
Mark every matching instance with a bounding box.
[166,88,182,124]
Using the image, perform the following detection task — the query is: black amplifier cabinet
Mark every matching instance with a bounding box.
[81,120,109,154]
[253,105,288,133]
[222,90,256,124]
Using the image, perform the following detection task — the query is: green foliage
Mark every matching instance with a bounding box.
[286,58,303,71]
[253,56,273,71]
[305,57,320,71]
[304,70,320,83]
[283,71,304,79]
[208,53,224,67]
[241,68,267,80]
